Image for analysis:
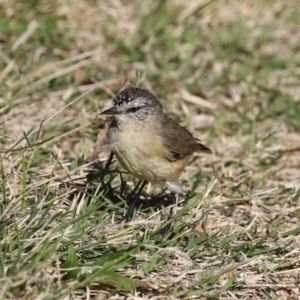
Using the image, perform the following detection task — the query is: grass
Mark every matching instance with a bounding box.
[1,0,300,299]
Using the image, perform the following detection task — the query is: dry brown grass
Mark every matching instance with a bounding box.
[1,0,300,299]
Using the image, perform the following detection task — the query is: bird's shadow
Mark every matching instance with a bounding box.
[66,156,179,219]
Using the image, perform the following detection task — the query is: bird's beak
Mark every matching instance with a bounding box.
[100,106,119,115]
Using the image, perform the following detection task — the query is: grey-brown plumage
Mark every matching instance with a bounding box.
[159,115,211,161]
[100,87,211,193]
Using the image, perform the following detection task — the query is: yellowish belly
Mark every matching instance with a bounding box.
[108,127,189,183]
[115,150,188,182]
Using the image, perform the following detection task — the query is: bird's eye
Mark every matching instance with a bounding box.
[127,107,140,113]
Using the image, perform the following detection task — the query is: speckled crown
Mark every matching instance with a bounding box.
[113,88,162,108]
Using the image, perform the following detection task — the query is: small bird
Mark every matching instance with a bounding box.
[100,88,211,224]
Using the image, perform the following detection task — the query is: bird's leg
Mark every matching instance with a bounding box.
[124,180,147,222]
[157,192,177,235]
[169,192,177,217]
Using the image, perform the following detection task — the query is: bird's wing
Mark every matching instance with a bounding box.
[159,117,211,161]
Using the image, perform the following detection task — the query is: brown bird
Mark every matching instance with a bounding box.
[100,88,211,227]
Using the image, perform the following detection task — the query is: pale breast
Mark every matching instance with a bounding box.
[107,123,190,183]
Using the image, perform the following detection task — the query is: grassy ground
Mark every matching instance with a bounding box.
[1,0,300,299]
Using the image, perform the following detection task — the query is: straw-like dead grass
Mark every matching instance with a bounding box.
[1,0,300,299]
